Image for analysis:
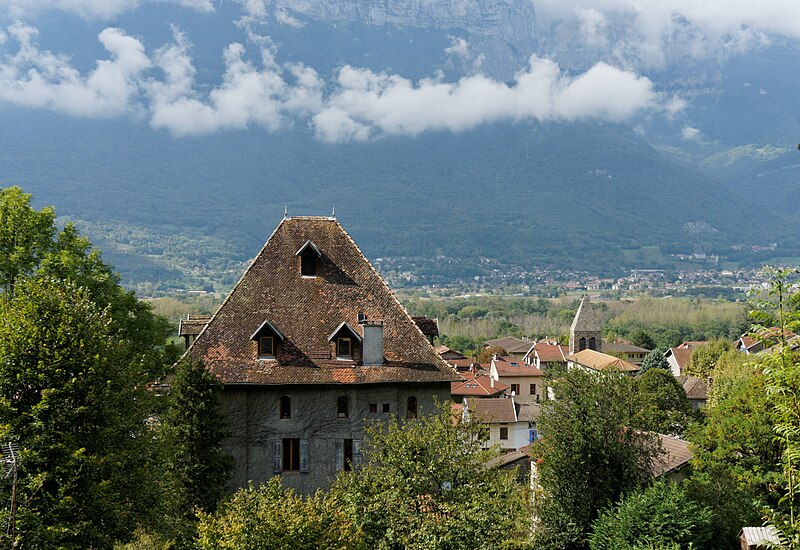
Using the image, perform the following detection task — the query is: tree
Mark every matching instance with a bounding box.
[534,368,659,548]
[477,345,508,362]
[160,359,233,544]
[684,339,733,379]
[589,480,713,550]
[0,278,157,548]
[628,329,655,351]
[195,479,364,550]
[331,403,530,549]
[632,368,694,435]
[638,347,670,374]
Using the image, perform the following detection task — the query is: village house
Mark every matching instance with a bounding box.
[484,336,534,357]
[522,338,568,370]
[489,355,547,402]
[603,341,650,366]
[462,397,540,450]
[664,341,708,377]
[183,216,457,494]
[450,373,508,399]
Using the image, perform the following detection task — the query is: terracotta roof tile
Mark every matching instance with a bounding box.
[467,397,517,423]
[451,374,508,397]
[185,217,457,385]
[651,434,692,477]
[566,349,639,372]
[492,356,546,377]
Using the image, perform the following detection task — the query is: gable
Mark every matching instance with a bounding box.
[185,217,457,385]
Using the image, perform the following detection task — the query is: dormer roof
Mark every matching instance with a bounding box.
[295,239,321,257]
[250,319,285,341]
[570,294,601,332]
[183,216,457,385]
[328,321,362,343]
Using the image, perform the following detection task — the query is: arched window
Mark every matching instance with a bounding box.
[588,337,597,351]
[579,337,586,351]
[280,396,291,419]
[337,396,349,419]
[406,396,417,419]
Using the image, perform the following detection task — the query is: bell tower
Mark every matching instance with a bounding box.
[570,294,602,354]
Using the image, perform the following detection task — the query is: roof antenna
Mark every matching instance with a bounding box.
[283,205,288,220]
[331,204,336,219]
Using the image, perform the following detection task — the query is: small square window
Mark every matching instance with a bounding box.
[369,403,378,413]
[259,336,274,357]
[337,337,352,358]
[382,403,390,413]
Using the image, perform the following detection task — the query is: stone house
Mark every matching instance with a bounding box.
[183,216,457,494]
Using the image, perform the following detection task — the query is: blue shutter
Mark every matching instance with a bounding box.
[353,439,363,468]
[335,440,344,471]
[300,439,310,473]
[273,440,282,473]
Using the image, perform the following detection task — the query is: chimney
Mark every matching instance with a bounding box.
[362,321,384,366]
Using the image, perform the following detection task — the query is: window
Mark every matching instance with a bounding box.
[382,403,390,413]
[530,383,536,395]
[337,337,352,358]
[369,403,378,413]
[588,337,597,351]
[336,439,362,471]
[343,438,353,471]
[259,336,275,357]
[337,396,349,419]
[510,384,520,395]
[579,337,587,351]
[406,396,417,419]
[300,248,317,277]
[282,438,300,471]
[500,427,509,440]
[280,396,291,419]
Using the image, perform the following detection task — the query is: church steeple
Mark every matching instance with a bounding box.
[570,294,602,354]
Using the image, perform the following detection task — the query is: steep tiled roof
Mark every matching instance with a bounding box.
[678,375,708,400]
[665,347,694,371]
[184,217,457,385]
[566,349,639,372]
[467,397,517,423]
[178,315,211,337]
[492,356,546,377]
[651,434,693,477]
[485,336,529,351]
[451,374,508,397]
[570,295,601,332]
[412,316,439,337]
[534,342,568,363]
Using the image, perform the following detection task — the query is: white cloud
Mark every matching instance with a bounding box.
[0,23,662,141]
[681,126,701,141]
[445,36,469,59]
[0,23,149,117]
[275,8,303,28]
[0,0,212,20]
[312,56,656,142]
[535,0,799,68]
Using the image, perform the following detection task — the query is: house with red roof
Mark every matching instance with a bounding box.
[489,355,547,403]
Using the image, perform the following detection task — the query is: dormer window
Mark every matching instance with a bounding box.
[296,240,321,277]
[251,319,285,359]
[337,337,352,358]
[328,321,361,361]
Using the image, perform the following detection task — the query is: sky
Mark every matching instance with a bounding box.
[0,0,797,142]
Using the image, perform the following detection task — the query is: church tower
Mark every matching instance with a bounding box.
[570,294,602,354]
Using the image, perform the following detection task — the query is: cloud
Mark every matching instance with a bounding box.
[0,23,150,117]
[681,126,701,141]
[0,0,213,20]
[312,56,656,142]
[535,0,799,68]
[0,23,661,141]
[445,36,469,59]
[275,8,304,28]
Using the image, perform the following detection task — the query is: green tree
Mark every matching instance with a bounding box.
[196,478,365,550]
[589,480,713,550]
[0,278,157,548]
[160,359,233,545]
[632,368,694,435]
[685,339,733,379]
[331,403,530,549]
[629,329,656,351]
[534,368,659,548]
[638,347,670,374]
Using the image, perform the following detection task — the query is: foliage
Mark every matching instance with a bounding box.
[753,267,800,546]
[331,403,530,549]
[684,339,733,379]
[160,359,233,544]
[638,346,670,373]
[628,328,656,350]
[477,345,508,362]
[0,278,158,549]
[196,478,365,550]
[588,480,713,550]
[632,368,694,435]
[706,350,753,407]
[533,368,659,548]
